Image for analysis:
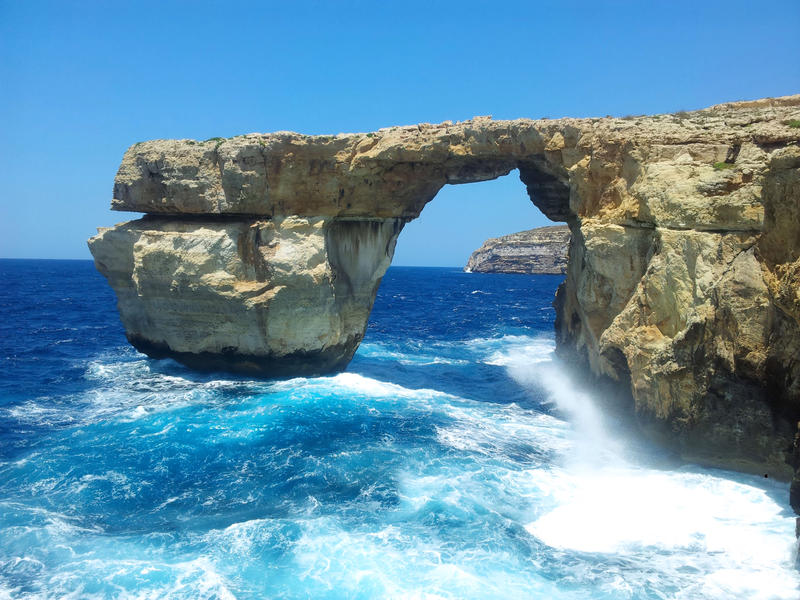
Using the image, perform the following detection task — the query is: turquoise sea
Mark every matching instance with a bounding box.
[0,260,798,599]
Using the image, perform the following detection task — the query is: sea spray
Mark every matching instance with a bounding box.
[495,342,626,467]
[492,337,799,599]
[1,263,798,599]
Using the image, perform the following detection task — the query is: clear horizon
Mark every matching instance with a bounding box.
[2,0,798,264]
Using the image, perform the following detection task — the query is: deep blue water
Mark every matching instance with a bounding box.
[0,259,797,599]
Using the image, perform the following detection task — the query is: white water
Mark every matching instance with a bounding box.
[1,336,798,599]
[496,341,800,600]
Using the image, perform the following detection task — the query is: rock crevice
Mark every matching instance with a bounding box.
[91,95,800,504]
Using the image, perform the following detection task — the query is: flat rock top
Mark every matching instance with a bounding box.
[466,225,570,274]
[112,95,800,219]
[478,224,570,245]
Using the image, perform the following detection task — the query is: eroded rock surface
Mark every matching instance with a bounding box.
[90,216,402,375]
[465,225,569,274]
[91,96,800,504]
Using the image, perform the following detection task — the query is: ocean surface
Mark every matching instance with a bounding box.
[1,259,798,600]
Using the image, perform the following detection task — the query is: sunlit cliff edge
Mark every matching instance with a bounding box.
[465,225,569,274]
[89,96,800,514]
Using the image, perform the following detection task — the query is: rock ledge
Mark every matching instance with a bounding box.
[465,225,569,274]
[90,95,800,511]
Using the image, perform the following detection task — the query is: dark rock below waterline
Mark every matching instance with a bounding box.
[128,334,359,377]
[90,96,800,519]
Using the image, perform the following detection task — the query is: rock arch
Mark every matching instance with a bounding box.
[93,117,580,376]
[90,96,800,493]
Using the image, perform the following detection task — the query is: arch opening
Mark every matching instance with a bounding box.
[392,168,563,269]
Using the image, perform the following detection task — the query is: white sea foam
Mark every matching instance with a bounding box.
[110,557,237,600]
[361,335,556,369]
[492,338,625,465]
[270,372,457,404]
[481,335,555,367]
[435,403,570,457]
[492,339,800,598]
[357,342,469,366]
[5,332,800,598]
[4,353,264,429]
[290,516,560,599]
[5,400,77,427]
[466,333,546,352]
[524,466,799,599]
[0,584,18,600]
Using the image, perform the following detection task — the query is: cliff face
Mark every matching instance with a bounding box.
[90,216,402,375]
[91,96,800,502]
[465,225,569,274]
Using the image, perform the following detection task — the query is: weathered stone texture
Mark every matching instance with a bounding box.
[465,225,569,274]
[91,95,800,506]
[90,216,402,375]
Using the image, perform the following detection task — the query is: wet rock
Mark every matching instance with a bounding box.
[91,95,800,503]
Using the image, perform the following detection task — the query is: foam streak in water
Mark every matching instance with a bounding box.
[492,337,799,599]
[494,339,625,465]
[2,264,799,599]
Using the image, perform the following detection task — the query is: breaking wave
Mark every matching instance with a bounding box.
[0,263,797,599]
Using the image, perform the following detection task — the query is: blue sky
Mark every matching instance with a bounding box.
[1,1,798,265]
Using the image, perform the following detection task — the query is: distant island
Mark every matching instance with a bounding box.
[464,225,570,274]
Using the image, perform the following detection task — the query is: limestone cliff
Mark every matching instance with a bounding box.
[90,96,800,511]
[90,216,402,375]
[465,225,569,274]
